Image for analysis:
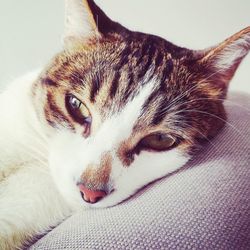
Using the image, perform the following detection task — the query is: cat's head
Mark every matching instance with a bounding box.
[33,0,250,209]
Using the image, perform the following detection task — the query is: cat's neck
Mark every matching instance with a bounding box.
[0,70,48,173]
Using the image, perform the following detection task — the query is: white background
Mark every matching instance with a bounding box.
[0,0,249,93]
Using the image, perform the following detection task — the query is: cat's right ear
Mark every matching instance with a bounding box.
[64,0,120,46]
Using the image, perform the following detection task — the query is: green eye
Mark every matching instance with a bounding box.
[138,133,176,152]
[65,95,91,124]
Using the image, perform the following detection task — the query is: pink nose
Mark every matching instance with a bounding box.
[78,184,107,204]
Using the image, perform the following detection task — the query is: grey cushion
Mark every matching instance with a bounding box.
[29,92,250,250]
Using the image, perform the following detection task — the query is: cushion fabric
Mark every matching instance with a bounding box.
[29,92,250,250]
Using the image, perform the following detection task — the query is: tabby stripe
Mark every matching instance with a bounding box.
[142,87,160,112]
[155,52,164,68]
[138,44,156,80]
[115,45,131,72]
[49,103,74,130]
[122,70,135,102]
[161,59,173,83]
[151,97,169,125]
[150,59,174,125]
[46,93,74,130]
[46,119,57,128]
[135,41,150,66]
[90,73,101,102]
[109,45,131,100]
[41,77,58,86]
[69,71,84,86]
[110,71,121,98]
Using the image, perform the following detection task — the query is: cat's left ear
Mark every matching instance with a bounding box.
[64,0,121,45]
[195,27,250,94]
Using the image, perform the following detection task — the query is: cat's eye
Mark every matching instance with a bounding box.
[138,133,176,152]
[65,95,91,124]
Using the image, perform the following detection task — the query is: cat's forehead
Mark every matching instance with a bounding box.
[50,33,189,104]
[40,32,196,134]
[80,39,172,111]
[77,32,188,69]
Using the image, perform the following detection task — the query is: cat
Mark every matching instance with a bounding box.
[0,0,249,248]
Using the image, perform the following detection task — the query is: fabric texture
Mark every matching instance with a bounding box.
[29,92,250,250]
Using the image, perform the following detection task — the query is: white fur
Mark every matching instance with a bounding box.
[0,71,72,248]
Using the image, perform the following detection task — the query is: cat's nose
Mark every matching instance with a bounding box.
[78,184,107,204]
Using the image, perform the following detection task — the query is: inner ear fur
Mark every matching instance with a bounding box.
[64,0,125,45]
[196,26,250,90]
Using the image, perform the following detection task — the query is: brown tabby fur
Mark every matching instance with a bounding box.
[32,0,250,173]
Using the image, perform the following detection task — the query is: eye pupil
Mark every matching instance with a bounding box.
[70,97,80,109]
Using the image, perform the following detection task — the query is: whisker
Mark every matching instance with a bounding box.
[181,121,217,149]
[160,84,199,114]
[200,66,234,83]
[159,65,243,116]
[174,109,244,136]
[167,97,250,114]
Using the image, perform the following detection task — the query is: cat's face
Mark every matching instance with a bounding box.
[33,0,250,209]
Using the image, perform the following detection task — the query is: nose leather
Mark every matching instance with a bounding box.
[78,184,106,203]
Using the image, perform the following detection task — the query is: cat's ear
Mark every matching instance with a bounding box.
[195,26,250,93]
[64,0,120,44]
